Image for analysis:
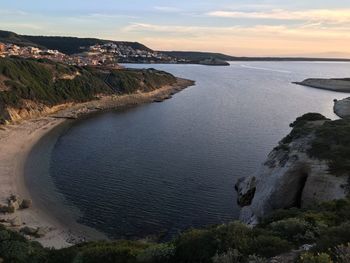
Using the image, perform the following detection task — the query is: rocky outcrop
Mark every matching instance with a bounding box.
[20,226,47,238]
[0,194,32,213]
[236,119,349,225]
[199,57,230,66]
[5,100,72,124]
[294,78,350,92]
[334,97,350,118]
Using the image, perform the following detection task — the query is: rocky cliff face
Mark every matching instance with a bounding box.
[5,100,72,123]
[236,116,349,225]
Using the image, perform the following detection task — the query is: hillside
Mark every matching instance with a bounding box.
[0,57,176,123]
[162,51,236,62]
[0,30,152,55]
[163,51,350,62]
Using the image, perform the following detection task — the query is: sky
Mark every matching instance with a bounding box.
[1,0,350,57]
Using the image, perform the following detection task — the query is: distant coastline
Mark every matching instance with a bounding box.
[293,78,350,93]
[0,77,195,248]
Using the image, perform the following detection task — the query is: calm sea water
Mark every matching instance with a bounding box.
[25,62,350,240]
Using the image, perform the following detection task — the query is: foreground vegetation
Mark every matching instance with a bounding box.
[1,197,350,262]
[0,57,176,123]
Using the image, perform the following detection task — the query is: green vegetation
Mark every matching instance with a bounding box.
[163,51,236,63]
[0,57,176,124]
[308,119,350,174]
[2,198,350,262]
[276,113,350,176]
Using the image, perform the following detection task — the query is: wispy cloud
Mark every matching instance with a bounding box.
[86,13,138,19]
[154,6,182,13]
[0,9,28,16]
[207,9,350,24]
[123,22,350,40]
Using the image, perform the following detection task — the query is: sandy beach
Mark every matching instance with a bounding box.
[0,78,194,248]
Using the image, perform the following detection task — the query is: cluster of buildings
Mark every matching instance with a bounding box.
[0,41,186,66]
[86,42,176,63]
[0,42,66,61]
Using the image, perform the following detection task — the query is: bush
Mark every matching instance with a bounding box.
[316,222,350,251]
[308,119,350,174]
[0,226,48,263]
[298,252,333,263]
[212,249,243,263]
[137,243,175,263]
[174,229,218,263]
[248,235,292,258]
[267,218,321,244]
[290,113,328,128]
[333,243,350,263]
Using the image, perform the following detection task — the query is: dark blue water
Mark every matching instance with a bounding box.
[26,62,350,240]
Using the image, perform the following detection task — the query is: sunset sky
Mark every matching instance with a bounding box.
[1,0,350,57]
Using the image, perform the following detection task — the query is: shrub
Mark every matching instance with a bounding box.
[0,226,48,263]
[333,243,350,263]
[290,113,328,128]
[213,222,253,255]
[212,249,243,263]
[308,119,350,174]
[298,252,333,263]
[174,229,218,263]
[136,243,175,263]
[316,222,350,252]
[267,218,320,244]
[248,235,292,258]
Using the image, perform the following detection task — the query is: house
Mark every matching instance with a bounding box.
[0,42,5,53]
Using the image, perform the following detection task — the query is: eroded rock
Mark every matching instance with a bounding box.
[236,121,349,225]
[20,199,32,209]
[235,177,256,207]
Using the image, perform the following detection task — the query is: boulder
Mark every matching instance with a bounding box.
[35,227,48,238]
[20,226,47,238]
[8,200,20,211]
[20,199,32,209]
[8,217,21,227]
[20,226,38,236]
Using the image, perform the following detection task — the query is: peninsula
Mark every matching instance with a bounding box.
[294,78,350,93]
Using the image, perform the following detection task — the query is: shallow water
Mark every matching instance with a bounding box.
[25,62,350,240]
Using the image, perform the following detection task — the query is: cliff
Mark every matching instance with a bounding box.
[236,113,350,224]
[0,57,177,124]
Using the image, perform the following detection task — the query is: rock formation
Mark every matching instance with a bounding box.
[236,115,349,225]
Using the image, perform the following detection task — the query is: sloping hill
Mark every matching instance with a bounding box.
[0,30,152,55]
[163,51,236,62]
[0,57,176,123]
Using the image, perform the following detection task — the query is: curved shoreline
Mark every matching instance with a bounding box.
[0,77,195,248]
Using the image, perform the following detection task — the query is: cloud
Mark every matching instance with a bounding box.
[87,13,138,19]
[0,9,28,16]
[154,6,182,13]
[123,22,350,40]
[207,9,350,24]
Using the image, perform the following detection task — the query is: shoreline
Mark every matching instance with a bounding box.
[0,77,195,248]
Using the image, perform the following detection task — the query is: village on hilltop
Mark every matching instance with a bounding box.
[0,41,185,66]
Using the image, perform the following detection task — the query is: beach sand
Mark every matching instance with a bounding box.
[0,78,194,248]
